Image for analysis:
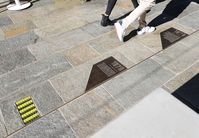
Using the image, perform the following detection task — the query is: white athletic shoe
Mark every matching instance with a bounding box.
[114,20,125,42]
[137,26,156,35]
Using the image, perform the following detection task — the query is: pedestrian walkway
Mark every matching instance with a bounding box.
[0,0,198,137]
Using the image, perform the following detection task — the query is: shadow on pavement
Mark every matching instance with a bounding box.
[148,0,199,27]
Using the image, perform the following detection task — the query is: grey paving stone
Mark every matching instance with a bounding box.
[81,21,113,37]
[0,16,13,27]
[59,87,124,138]
[178,10,199,30]
[0,48,36,76]
[102,59,174,109]
[179,31,199,47]
[0,31,40,55]
[0,54,72,99]
[0,81,64,135]
[153,41,199,73]
[46,28,94,50]
[8,111,76,138]
[0,29,4,41]
[164,61,199,93]
[0,109,7,138]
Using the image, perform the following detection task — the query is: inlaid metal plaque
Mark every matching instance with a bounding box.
[172,73,199,113]
[86,57,127,91]
[160,27,188,49]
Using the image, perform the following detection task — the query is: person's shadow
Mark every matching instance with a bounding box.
[124,0,199,42]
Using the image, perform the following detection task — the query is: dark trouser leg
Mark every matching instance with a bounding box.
[105,0,117,16]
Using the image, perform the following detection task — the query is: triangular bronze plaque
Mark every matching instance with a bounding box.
[86,57,126,91]
[160,27,188,49]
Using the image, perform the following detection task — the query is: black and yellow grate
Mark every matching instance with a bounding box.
[15,96,40,125]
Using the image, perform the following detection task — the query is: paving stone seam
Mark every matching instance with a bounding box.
[163,59,199,92]
[58,109,79,138]
[162,59,199,91]
[0,108,8,137]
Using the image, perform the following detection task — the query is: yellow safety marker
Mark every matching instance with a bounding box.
[15,96,31,106]
[19,104,35,114]
[17,100,33,110]
[16,96,41,125]
[23,113,40,124]
[21,108,37,119]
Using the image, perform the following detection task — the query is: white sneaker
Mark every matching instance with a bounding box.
[114,20,125,42]
[137,26,156,35]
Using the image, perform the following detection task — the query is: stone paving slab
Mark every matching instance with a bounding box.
[164,61,199,93]
[0,31,40,55]
[0,54,72,99]
[91,88,199,138]
[0,16,13,27]
[152,36,199,73]
[0,109,7,138]
[0,48,36,76]
[8,110,76,138]
[0,81,64,135]
[59,87,124,138]
[102,59,174,109]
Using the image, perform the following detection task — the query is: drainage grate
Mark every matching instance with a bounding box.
[15,96,40,125]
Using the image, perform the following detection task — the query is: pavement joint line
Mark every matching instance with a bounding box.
[4,28,199,136]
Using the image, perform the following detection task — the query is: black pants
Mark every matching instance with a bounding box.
[105,0,139,16]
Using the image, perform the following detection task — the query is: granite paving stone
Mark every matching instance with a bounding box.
[8,110,76,138]
[46,28,94,50]
[178,10,199,30]
[0,48,36,76]
[153,40,199,73]
[88,30,123,54]
[0,54,72,99]
[81,21,113,37]
[64,44,100,66]
[0,81,64,135]
[164,61,199,93]
[0,16,13,27]
[0,29,4,41]
[102,59,174,109]
[179,30,199,47]
[2,21,37,38]
[59,87,124,138]
[0,31,40,55]
[0,109,7,138]
[116,39,154,64]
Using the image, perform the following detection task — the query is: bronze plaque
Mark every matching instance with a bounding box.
[86,57,127,91]
[160,27,188,49]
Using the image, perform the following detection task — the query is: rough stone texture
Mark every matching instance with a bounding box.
[64,44,100,66]
[164,61,199,93]
[152,39,199,73]
[0,109,7,138]
[0,31,40,55]
[0,48,36,76]
[0,54,72,99]
[59,87,124,138]
[0,81,64,135]
[0,16,13,27]
[8,111,76,138]
[102,59,174,109]
[178,10,199,30]
[91,88,199,138]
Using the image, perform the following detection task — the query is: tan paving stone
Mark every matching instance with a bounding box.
[164,61,199,93]
[64,44,100,66]
[59,87,124,138]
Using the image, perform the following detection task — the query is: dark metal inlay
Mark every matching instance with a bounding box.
[160,27,188,49]
[172,73,199,113]
[86,57,127,91]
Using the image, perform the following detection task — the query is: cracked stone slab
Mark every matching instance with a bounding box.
[102,59,174,109]
[8,111,76,138]
[0,48,36,76]
[59,87,124,138]
[0,81,64,134]
[0,54,72,99]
